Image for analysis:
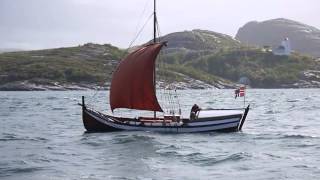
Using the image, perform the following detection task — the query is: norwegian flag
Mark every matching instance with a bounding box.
[239,86,245,97]
[235,86,246,98]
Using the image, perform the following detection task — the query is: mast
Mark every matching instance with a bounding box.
[153,0,157,118]
[153,0,156,43]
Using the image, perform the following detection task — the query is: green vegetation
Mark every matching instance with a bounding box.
[0,40,319,89]
[163,64,227,85]
[187,49,319,87]
[0,43,123,86]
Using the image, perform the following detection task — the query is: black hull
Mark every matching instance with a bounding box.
[81,104,250,133]
[83,107,122,132]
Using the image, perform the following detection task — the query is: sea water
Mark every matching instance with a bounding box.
[0,89,320,180]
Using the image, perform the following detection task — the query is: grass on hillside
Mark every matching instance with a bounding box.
[0,44,318,88]
[188,49,318,87]
[0,44,123,85]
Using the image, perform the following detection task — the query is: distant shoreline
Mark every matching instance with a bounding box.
[1,81,320,91]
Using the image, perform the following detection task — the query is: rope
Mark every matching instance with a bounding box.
[155,19,182,116]
[128,13,154,49]
[132,0,151,38]
[156,18,162,43]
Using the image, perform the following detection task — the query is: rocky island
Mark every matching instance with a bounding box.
[1,24,320,90]
[236,18,320,57]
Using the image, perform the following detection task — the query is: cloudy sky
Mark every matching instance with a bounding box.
[1,0,319,50]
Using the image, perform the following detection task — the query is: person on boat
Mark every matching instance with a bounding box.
[235,88,240,99]
[190,104,201,120]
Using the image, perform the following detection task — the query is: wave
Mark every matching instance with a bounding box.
[82,141,103,147]
[280,134,318,139]
[206,101,215,104]
[0,133,48,142]
[190,152,251,166]
[251,133,319,141]
[111,134,156,145]
[264,153,282,159]
[46,96,58,100]
[286,143,317,148]
[156,145,251,166]
[51,107,66,111]
[107,176,135,180]
[293,125,305,129]
[286,99,300,102]
[156,148,202,158]
[0,167,42,177]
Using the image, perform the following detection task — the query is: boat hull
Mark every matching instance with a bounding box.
[83,108,122,132]
[82,106,250,133]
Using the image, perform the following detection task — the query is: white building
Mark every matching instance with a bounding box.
[273,38,291,56]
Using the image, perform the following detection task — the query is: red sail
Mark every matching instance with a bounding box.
[110,43,164,112]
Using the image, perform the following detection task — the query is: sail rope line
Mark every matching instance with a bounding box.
[155,19,181,116]
[86,81,105,110]
[155,20,171,115]
[128,13,154,49]
[155,18,172,115]
[155,18,171,116]
[155,18,167,114]
[157,52,169,114]
[131,0,151,44]
[111,6,160,116]
[159,27,181,116]
[86,5,154,111]
[159,35,174,115]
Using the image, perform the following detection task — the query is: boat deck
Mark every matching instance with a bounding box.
[198,110,243,118]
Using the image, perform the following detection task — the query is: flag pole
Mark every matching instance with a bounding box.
[243,85,246,108]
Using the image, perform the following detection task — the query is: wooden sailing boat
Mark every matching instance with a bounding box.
[80,0,250,133]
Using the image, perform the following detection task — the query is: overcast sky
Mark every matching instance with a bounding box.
[1,0,319,50]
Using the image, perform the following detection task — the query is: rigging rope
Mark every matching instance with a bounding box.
[155,22,181,116]
[128,13,154,49]
[132,0,151,40]
[87,11,154,112]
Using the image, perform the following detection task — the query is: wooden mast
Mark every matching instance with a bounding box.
[153,0,157,118]
[153,0,156,43]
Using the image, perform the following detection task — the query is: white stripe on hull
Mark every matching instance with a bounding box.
[188,118,240,126]
[86,110,240,133]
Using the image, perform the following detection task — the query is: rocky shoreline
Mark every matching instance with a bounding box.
[0,81,96,91]
[0,80,225,91]
[1,78,320,91]
[1,70,320,91]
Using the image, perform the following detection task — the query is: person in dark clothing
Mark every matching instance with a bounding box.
[235,88,240,99]
[190,104,201,120]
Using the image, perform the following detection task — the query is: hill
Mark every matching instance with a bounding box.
[0,48,25,53]
[236,18,320,57]
[0,42,235,90]
[1,29,320,90]
[158,29,241,64]
[160,29,240,51]
[0,43,123,90]
[187,48,320,88]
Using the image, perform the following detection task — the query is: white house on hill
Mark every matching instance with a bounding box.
[273,38,291,56]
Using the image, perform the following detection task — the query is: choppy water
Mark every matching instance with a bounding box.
[1,89,320,180]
